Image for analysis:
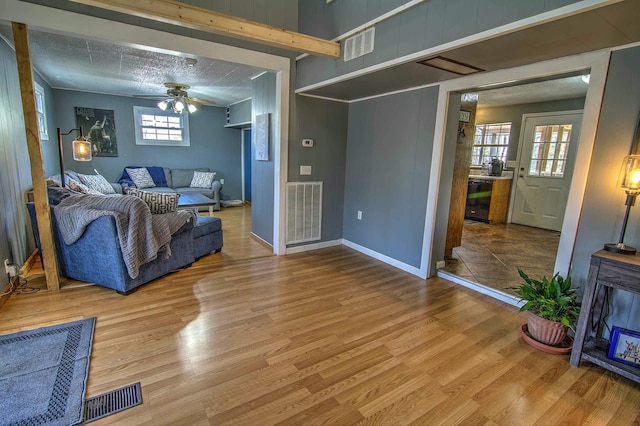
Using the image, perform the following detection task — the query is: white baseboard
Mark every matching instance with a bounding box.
[286,239,342,254]
[436,270,523,308]
[342,239,425,277]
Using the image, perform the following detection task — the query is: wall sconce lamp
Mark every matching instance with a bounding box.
[56,127,92,187]
[604,154,640,255]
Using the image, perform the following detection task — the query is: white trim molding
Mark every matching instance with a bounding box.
[437,270,522,308]
[342,239,423,277]
[286,239,343,254]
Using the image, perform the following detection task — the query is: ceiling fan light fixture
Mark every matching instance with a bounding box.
[174,100,184,113]
[157,100,168,110]
[188,103,197,113]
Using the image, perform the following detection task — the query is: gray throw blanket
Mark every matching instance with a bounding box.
[54,194,196,279]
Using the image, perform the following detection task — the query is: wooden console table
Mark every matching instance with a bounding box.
[570,250,640,383]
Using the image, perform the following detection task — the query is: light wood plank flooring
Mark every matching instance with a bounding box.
[1,207,638,425]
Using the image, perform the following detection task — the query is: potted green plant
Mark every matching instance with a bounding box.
[512,268,581,346]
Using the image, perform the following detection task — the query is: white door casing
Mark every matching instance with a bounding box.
[511,112,583,231]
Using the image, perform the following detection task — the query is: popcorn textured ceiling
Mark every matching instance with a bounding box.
[0,23,267,107]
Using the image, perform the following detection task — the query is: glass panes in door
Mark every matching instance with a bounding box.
[528,124,572,178]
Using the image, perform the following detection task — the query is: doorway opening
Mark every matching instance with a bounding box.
[439,73,591,298]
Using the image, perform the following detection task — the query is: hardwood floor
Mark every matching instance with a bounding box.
[1,207,639,425]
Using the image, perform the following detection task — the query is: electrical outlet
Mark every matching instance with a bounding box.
[357,210,362,220]
[220,178,225,185]
[436,260,446,269]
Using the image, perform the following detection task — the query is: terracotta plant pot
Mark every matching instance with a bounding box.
[527,311,568,346]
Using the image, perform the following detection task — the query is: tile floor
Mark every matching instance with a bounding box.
[442,220,560,296]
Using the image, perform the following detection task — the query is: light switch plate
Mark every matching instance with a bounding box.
[506,160,517,168]
[300,165,312,175]
[302,139,314,147]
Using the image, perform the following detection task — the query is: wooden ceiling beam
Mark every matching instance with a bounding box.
[69,0,340,59]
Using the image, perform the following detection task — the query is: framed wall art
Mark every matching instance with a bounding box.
[255,113,270,161]
[75,106,118,157]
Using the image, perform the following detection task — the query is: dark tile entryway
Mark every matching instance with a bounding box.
[442,221,560,296]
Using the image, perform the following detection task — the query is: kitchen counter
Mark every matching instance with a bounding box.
[468,174,513,181]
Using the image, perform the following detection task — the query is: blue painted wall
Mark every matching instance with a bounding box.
[290,95,348,244]
[52,90,243,200]
[251,72,276,244]
[571,46,640,333]
[343,86,438,267]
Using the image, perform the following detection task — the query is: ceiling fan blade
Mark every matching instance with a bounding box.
[132,94,167,99]
[190,97,216,105]
[188,99,206,109]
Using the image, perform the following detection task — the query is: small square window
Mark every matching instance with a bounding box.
[134,106,190,146]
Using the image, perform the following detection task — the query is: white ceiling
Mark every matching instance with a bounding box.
[0,23,267,107]
[477,76,589,108]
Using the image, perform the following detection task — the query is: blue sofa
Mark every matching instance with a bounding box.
[27,198,223,295]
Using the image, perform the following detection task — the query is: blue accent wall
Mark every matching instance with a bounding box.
[343,86,438,267]
[251,72,276,244]
[243,128,252,202]
[52,90,243,200]
[290,95,348,244]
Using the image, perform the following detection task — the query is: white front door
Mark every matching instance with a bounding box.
[511,112,583,231]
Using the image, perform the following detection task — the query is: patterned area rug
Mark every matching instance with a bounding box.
[0,318,96,426]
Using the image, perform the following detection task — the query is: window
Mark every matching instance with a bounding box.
[34,82,48,141]
[133,106,190,146]
[528,124,572,178]
[472,122,511,166]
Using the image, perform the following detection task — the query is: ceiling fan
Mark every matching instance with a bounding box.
[137,83,216,113]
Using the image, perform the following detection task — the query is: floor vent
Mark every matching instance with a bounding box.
[84,382,142,423]
[286,182,322,244]
[344,27,375,61]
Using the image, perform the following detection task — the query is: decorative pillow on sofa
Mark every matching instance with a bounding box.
[78,173,115,194]
[126,167,156,189]
[190,171,216,189]
[47,174,102,195]
[126,187,180,214]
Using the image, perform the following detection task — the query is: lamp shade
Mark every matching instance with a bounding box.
[617,154,640,192]
[72,137,92,161]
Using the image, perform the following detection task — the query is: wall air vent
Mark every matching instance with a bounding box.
[417,56,484,75]
[286,182,322,244]
[344,27,375,62]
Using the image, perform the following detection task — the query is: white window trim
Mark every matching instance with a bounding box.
[472,122,511,166]
[34,81,48,141]
[133,106,190,146]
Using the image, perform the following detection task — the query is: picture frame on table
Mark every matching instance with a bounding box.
[607,326,640,368]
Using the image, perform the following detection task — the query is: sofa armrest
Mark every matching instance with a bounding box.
[110,182,124,194]
[212,180,222,201]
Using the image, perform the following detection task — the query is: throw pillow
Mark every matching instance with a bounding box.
[78,173,116,194]
[190,171,216,189]
[126,167,156,189]
[127,187,180,214]
[47,174,101,195]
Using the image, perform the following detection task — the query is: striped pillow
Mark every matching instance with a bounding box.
[126,188,179,214]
